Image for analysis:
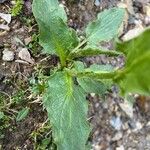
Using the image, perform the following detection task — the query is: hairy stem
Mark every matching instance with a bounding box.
[65,69,118,80]
[68,48,123,59]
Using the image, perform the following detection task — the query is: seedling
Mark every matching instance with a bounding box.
[32,0,150,149]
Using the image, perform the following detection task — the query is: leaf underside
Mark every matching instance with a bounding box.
[43,72,90,150]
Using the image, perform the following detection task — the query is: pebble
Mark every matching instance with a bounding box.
[2,49,14,61]
[122,26,144,41]
[0,0,7,3]
[146,134,150,141]
[94,0,101,6]
[0,13,11,24]
[112,132,123,141]
[119,100,133,118]
[145,16,150,25]
[110,116,122,130]
[116,145,124,150]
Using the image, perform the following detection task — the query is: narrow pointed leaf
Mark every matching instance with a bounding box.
[16,108,29,121]
[115,29,150,95]
[32,0,79,61]
[0,112,4,120]
[43,72,90,150]
[86,8,125,46]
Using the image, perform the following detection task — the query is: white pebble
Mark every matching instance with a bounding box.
[2,49,14,61]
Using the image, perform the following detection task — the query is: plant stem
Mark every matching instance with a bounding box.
[66,69,118,80]
[71,39,87,53]
[69,49,123,59]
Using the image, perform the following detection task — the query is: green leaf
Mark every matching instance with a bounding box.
[77,64,113,94]
[43,72,90,150]
[116,28,150,65]
[86,64,114,72]
[77,78,110,95]
[32,0,79,66]
[115,29,150,96]
[0,112,4,120]
[16,108,29,121]
[74,61,85,71]
[86,8,125,46]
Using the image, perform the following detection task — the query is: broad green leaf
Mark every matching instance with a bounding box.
[0,112,4,119]
[86,8,125,46]
[75,64,113,94]
[33,0,67,24]
[116,28,150,65]
[32,0,79,65]
[43,72,90,150]
[16,108,29,121]
[77,77,110,95]
[115,29,150,96]
[74,61,85,71]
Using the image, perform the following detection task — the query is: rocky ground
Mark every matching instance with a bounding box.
[0,0,150,150]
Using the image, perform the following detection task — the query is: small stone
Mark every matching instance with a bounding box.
[132,121,143,132]
[116,145,124,150]
[145,16,150,25]
[0,0,7,3]
[146,121,150,126]
[112,132,123,141]
[110,116,122,130]
[144,5,150,16]
[94,0,101,6]
[119,99,134,118]
[135,122,143,130]
[122,26,144,41]
[146,134,150,141]
[2,49,14,61]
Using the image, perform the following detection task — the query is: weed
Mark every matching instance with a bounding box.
[11,0,23,16]
[31,0,150,149]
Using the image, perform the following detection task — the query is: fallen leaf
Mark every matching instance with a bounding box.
[0,24,10,31]
[0,13,11,24]
[18,48,34,64]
